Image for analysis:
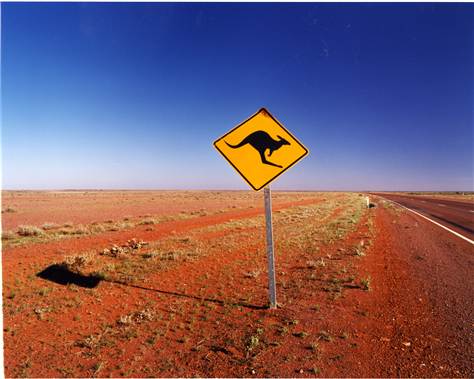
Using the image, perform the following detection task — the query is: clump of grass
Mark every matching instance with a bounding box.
[117,221,133,229]
[311,367,321,375]
[71,225,88,235]
[190,210,208,217]
[244,269,261,278]
[75,334,101,349]
[360,277,371,291]
[2,231,16,240]
[293,331,309,338]
[91,224,106,233]
[160,251,179,261]
[133,309,155,322]
[17,225,45,237]
[316,258,326,267]
[41,223,59,230]
[101,244,126,257]
[91,271,107,280]
[6,291,16,300]
[117,314,133,326]
[307,342,320,352]
[246,335,259,352]
[57,228,73,235]
[117,309,155,326]
[318,330,333,342]
[34,306,51,320]
[355,248,365,257]
[92,362,104,375]
[278,326,289,336]
[61,252,94,272]
[142,252,159,259]
[139,219,156,225]
[146,334,157,345]
[37,287,52,296]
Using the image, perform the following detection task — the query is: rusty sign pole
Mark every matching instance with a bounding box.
[264,186,277,309]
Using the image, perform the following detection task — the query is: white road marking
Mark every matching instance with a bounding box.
[438,204,446,207]
[383,199,474,246]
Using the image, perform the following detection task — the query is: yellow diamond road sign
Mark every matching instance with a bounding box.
[214,108,309,191]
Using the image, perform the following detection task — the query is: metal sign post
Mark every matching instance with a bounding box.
[213,108,309,310]
[264,186,277,309]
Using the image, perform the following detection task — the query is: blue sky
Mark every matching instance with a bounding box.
[2,3,473,191]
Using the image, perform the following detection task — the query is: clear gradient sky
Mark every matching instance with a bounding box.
[2,3,473,191]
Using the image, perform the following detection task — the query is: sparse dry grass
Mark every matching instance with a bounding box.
[2,207,17,213]
[61,252,94,273]
[3,191,376,378]
[2,206,230,248]
[41,223,59,230]
[360,276,371,291]
[2,231,16,240]
[244,269,261,279]
[17,225,45,237]
[138,219,156,225]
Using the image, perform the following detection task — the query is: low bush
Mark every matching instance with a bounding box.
[17,225,45,237]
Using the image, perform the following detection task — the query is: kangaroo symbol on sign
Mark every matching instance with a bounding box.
[225,130,290,168]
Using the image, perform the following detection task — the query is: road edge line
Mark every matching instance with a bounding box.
[380,198,474,246]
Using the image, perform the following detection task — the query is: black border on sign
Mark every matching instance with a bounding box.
[213,107,310,191]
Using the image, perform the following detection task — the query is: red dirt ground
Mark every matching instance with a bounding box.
[340,196,473,377]
[2,191,473,377]
[1,191,318,231]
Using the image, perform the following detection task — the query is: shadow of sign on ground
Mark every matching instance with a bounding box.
[36,264,102,288]
[36,264,266,310]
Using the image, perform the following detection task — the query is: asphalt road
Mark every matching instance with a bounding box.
[371,193,474,241]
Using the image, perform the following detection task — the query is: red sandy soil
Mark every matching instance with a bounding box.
[339,197,473,377]
[2,197,324,266]
[1,191,318,231]
[2,191,473,377]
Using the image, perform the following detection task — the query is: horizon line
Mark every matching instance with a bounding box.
[1,188,473,194]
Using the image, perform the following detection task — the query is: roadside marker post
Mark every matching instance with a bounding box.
[213,108,309,309]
